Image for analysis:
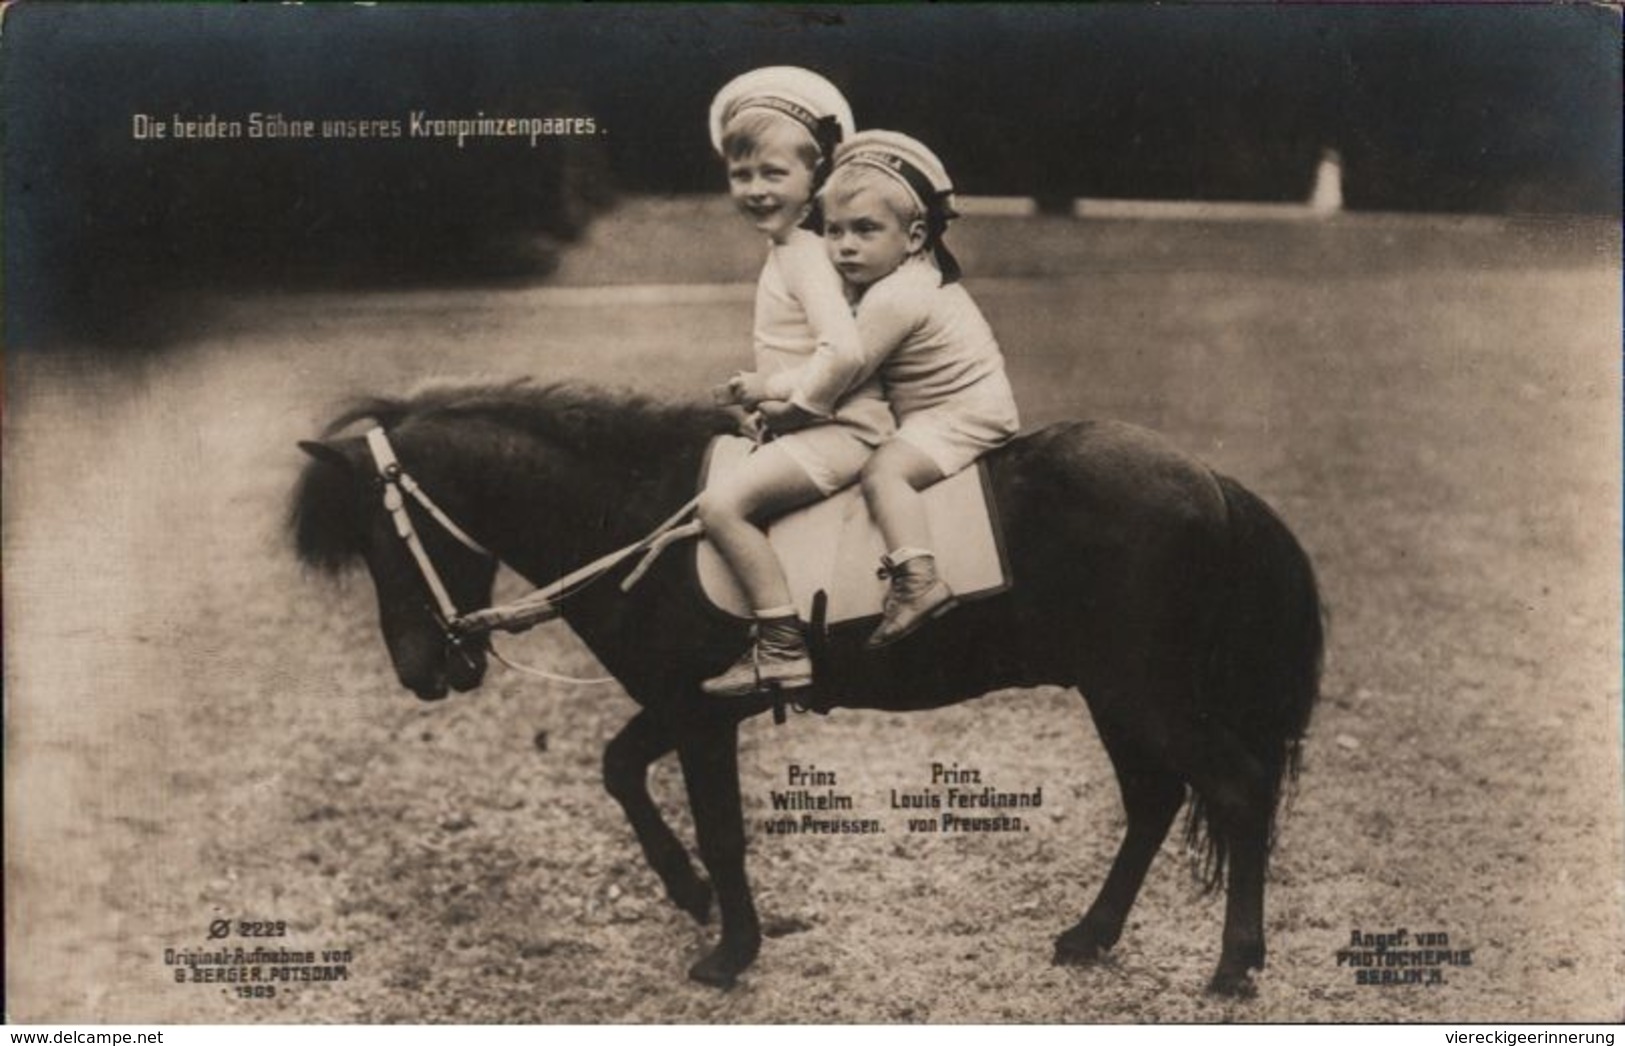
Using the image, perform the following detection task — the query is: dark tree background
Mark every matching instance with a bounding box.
[5,4,1618,347]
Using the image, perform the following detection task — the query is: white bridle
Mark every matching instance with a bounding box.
[366,427,493,624]
[363,426,699,686]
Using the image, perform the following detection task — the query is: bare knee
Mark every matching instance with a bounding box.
[696,489,740,531]
[864,441,943,496]
[860,467,883,503]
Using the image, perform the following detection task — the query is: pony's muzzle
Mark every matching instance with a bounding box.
[392,627,484,702]
[444,633,489,694]
[409,679,451,703]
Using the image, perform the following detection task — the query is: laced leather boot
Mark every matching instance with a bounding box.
[867,553,956,649]
[701,614,814,698]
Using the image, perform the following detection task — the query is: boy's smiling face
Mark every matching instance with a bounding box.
[727,135,816,242]
[823,187,925,288]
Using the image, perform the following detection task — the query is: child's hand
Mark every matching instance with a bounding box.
[759,399,817,435]
[720,404,767,442]
[726,371,771,408]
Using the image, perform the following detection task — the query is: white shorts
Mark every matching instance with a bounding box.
[774,421,882,495]
[895,392,1020,479]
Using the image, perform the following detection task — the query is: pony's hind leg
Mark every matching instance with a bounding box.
[603,711,713,923]
[1067,682,1274,997]
[676,720,761,988]
[1054,709,1185,965]
[1168,720,1274,997]
[1209,807,1269,996]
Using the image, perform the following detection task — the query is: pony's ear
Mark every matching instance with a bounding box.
[298,440,351,470]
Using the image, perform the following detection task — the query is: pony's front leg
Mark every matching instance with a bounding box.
[603,711,713,923]
[676,720,760,988]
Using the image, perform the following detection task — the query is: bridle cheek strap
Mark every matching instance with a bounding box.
[366,427,492,624]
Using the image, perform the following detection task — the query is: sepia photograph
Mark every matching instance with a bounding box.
[4,3,1621,1025]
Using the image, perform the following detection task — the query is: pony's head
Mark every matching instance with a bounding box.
[289,380,729,702]
[290,398,501,701]
[289,378,728,701]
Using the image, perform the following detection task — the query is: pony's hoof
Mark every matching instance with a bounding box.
[1052,927,1110,966]
[687,948,746,989]
[1206,967,1259,998]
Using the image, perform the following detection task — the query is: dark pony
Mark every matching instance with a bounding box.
[290,379,1322,996]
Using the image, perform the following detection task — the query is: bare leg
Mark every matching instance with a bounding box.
[696,441,822,611]
[861,440,953,647]
[697,442,824,695]
[860,439,946,555]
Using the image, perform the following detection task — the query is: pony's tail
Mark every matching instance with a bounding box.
[1185,474,1325,890]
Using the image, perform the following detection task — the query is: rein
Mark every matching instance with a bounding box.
[364,426,695,687]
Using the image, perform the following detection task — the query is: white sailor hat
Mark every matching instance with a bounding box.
[831,130,962,283]
[708,66,855,156]
[831,129,955,213]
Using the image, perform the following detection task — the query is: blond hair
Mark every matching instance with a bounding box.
[820,162,924,225]
[719,109,822,170]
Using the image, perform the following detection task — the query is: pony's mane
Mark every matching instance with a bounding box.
[321,378,726,458]
[290,441,368,575]
[291,378,729,574]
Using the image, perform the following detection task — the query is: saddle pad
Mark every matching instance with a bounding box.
[695,435,1009,624]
